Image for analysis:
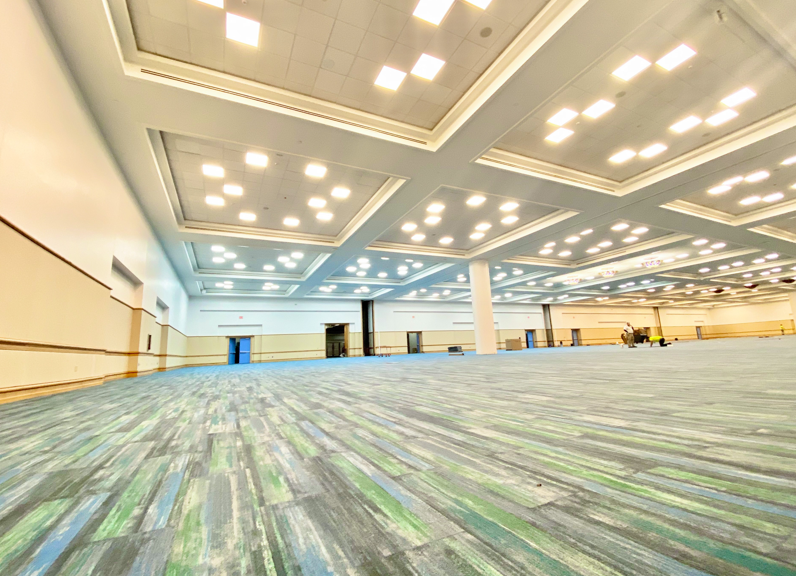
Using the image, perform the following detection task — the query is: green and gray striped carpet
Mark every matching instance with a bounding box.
[1,338,795,575]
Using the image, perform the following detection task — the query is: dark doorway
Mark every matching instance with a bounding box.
[525,330,535,348]
[326,324,347,358]
[228,337,251,365]
[571,329,581,346]
[407,332,422,354]
[696,326,703,340]
[361,300,375,356]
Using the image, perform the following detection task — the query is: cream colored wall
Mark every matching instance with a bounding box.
[548,305,658,346]
[704,301,794,338]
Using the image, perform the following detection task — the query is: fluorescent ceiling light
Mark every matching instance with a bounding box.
[623,236,638,243]
[234,263,246,270]
[439,236,453,244]
[211,245,225,252]
[545,128,573,143]
[463,0,491,8]
[631,227,648,234]
[708,185,731,195]
[411,233,426,241]
[539,249,553,255]
[547,108,579,126]
[611,223,629,231]
[277,256,290,263]
[245,152,267,167]
[356,271,366,276]
[475,223,491,231]
[283,217,299,226]
[331,187,350,198]
[558,250,572,257]
[501,215,519,224]
[699,268,710,273]
[639,143,667,158]
[598,240,613,248]
[378,272,388,278]
[565,236,580,243]
[721,88,756,108]
[732,261,744,267]
[427,203,445,213]
[699,249,713,255]
[226,13,260,47]
[670,116,702,133]
[612,55,651,81]
[656,44,696,70]
[317,212,333,221]
[692,238,708,245]
[581,229,593,235]
[375,66,406,90]
[239,211,256,221]
[412,262,423,268]
[718,265,730,270]
[609,149,636,163]
[582,100,614,119]
[263,265,275,271]
[711,242,726,249]
[357,258,369,263]
[763,192,784,202]
[212,257,225,264]
[782,156,796,166]
[723,176,743,186]
[745,171,769,183]
[499,202,519,211]
[706,109,739,126]
[202,165,224,177]
[284,262,297,269]
[198,0,224,7]
[305,164,327,178]
[739,196,760,206]
[308,198,326,208]
[470,232,485,240]
[359,263,371,269]
[223,184,243,196]
[346,266,356,272]
[766,253,779,259]
[424,216,441,224]
[413,0,455,25]
[401,222,417,232]
[223,252,236,259]
[467,195,485,206]
[544,241,556,247]
[205,195,224,206]
[411,54,445,80]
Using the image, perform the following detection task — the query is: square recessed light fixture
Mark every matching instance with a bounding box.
[202,164,224,177]
[611,223,629,231]
[401,222,417,232]
[721,88,756,108]
[706,109,739,126]
[781,156,796,166]
[239,211,256,221]
[763,192,784,203]
[439,236,453,244]
[639,143,667,158]
[656,44,696,70]
[305,164,327,178]
[708,185,731,195]
[284,217,300,226]
[609,149,636,163]
[375,66,407,90]
[198,0,224,7]
[427,203,445,213]
[475,223,491,231]
[413,0,455,25]
[745,171,769,183]
[598,240,613,247]
[545,128,573,143]
[223,184,243,196]
[205,195,224,206]
[612,55,651,80]
[226,13,260,47]
[739,196,761,206]
[470,232,485,240]
[670,116,702,133]
[317,211,333,221]
[424,216,441,224]
[501,215,519,224]
[331,187,350,199]
[245,152,267,167]
[308,198,326,208]
[499,202,518,211]
[411,233,426,241]
[411,54,445,80]
[463,0,491,8]
[723,176,743,186]
[582,100,615,119]
[547,108,579,126]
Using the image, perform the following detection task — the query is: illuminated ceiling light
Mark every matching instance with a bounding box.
[699,249,713,255]
[205,195,224,206]
[631,227,648,234]
[283,217,299,226]
[699,267,710,273]
[565,236,580,243]
[223,184,243,196]
[656,44,696,70]
[739,196,761,206]
[215,282,225,287]
[357,258,369,263]
[305,164,327,178]
[582,100,615,119]
[612,55,651,80]
[745,171,770,183]
[470,232,485,240]
[782,156,796,166]
[539,248,553,255]
[401,222,417,232]
[467,195,485,206]
[424,216,441,225]
[752,258,765,264]
[317,212,333,221]
[442,289,451,295]
[356,271,366,277]
[463,0,491,8]
[202,164,224,179]
[677,253,688,258]
[346,266,357,272]
[411,54,445,80]
[413,0,455,25]
[721,87,756,108]
[211,245,225,253]
[723,176,744,186]
[763,192,784,202]
[412,262,423,269]
[706,109,739,126]
[234,263,246,270]
[708,185,731,195]
[611,223,629,231]
[226,13,260,47]
[263,265,275,271]
[359,263,371,269]
[732,261,744,267]
[245,152,267,167]
[598,240,613,248]
[545,128,573,143]
[278,256,290,263]
[475,223,492,231]
[558,250,572,257]
[711,242,726,249]
[609,149,636,163]
[765,253,779,259]
[427,203,445,213]
[623,236,638,243]
[692,239,708,246]
[718,265,730,270]
[377,272,388,278]
[212,257,225,265]
[760,271,770,276]
[411,233,426,241]
[331,187,350,199]
[670,116,702,133]
[772,267,782,272]
[587,247,601,254]
[639,143,667,158]
[771,279,780,283]
[198,0,224,6]
[501,215,519,225]
[547,108,579,126]
[499,202,519,212]
[308,198,327,208]
[601,286,610,290]
[223,252,236,259]
[291,252,304,260]
[439,236,453,244]
[544,242,556,248]
[375,66,406,90]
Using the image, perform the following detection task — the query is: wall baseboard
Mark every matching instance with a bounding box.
[0,376,105,405]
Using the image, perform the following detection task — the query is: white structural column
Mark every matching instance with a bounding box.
[469,260,497,355]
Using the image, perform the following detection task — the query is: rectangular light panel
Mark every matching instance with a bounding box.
[245,152,268,167]
[639,143,667,158]
[413,0,455,25]
[223,184,243,195]
[547,108,579,126]
[411,54,445,80]
[545,128,573,143]
[582,100,615,119]
[226,13,260,47]
[375,66,407,90]
[656,44,696,70]
[462,0,491,7]
[609,149,637,163]
[305,164,327,178]
[202,164,224,177]
[721,88,756,108]
[197,0,224,7]
[612,55,651,81]
[670,115,702,133]
[706,109,739,126]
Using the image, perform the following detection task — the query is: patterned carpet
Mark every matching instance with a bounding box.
[1,338,796,576]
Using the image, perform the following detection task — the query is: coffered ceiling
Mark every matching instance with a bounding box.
[38,0,796,309]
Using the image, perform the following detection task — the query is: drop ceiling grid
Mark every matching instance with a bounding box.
[164,132,388,234]
[376,187,558,250]
[495,0,796,181]
[125,0,547,128]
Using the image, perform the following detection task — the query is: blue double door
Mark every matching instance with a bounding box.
[228,337,251,365]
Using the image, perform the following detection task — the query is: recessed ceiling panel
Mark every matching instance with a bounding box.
[202,279,293,294]
[192,242,324,274]
[330,254,440,281]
